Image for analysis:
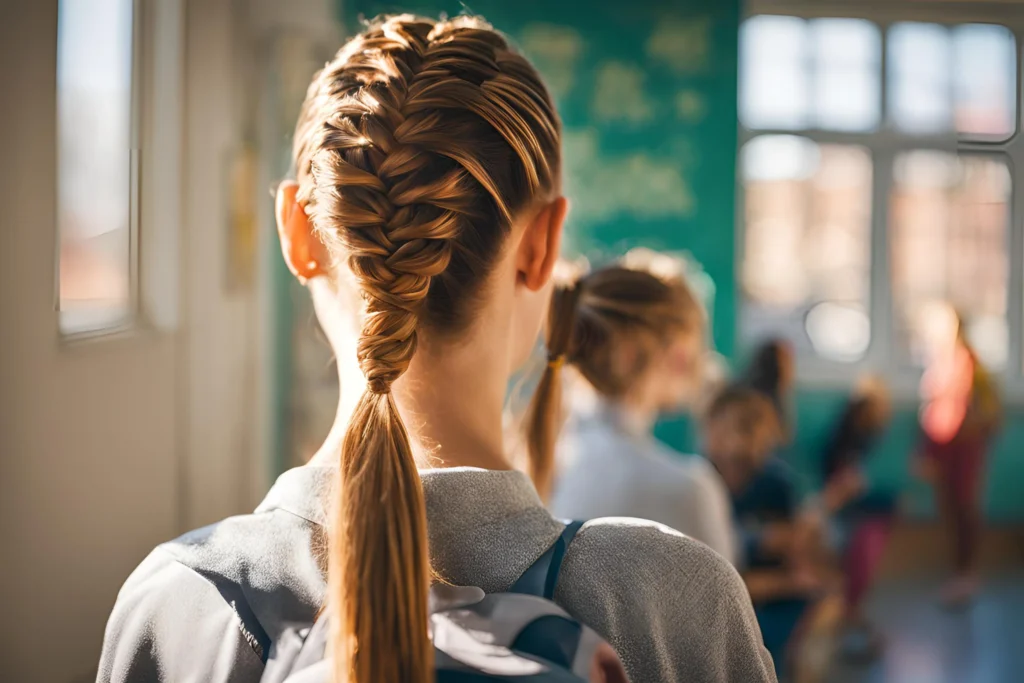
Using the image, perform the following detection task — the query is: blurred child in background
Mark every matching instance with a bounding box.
[736,341,811,581]
[818,377,895,660]
[745,339,797,442]
[916,304,1002,607]
[703,385,823,677]
[547,255,739,564]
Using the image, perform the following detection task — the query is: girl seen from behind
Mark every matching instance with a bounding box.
[97,15,775,683]
[546,256,739,564]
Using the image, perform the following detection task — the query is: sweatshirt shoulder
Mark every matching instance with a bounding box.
[97,545,265,683]
[98,509,325,683]
[562,516,741,590]
[555,518,776,682]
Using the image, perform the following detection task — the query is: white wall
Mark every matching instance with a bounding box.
[0,0,321,679]
[0,3,182,679]
[181,0,270,530]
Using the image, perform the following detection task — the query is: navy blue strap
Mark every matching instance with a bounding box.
[508,521,585,600]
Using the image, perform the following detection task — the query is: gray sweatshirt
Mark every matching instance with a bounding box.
[97,466,776,683]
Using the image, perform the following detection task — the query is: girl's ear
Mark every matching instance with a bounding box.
[275,181,329,283]
[517,196,569,292]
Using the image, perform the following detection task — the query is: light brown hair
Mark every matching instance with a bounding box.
[291,15,560,683]
[524,262,704,498]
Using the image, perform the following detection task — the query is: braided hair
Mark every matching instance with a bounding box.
[291,15,561,683]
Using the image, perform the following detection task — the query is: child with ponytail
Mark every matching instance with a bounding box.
[97,15,775,683]
[545,257,739,564]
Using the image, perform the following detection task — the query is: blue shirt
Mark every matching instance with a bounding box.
[731,457,799,569]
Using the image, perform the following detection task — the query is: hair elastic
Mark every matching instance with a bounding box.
[547,355,566,371]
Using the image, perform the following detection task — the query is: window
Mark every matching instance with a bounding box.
[953,24,1016,140]
[741,136,872,362]
[739,11,1020,383]
[57,0,136,334]
[740,16,880,132]
[888,23,952,135]
[887,22,1017,139]
[891,153,1011,369]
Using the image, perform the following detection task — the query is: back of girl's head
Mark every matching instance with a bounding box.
[524,259,705,498]
[852,375,891,426]
[745,338,790,398]
[295,15,561,341]
[568,264,703,396]
[290,15,560,683]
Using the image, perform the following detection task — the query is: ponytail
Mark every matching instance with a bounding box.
[524,281,583,500]
[333,389,432,682]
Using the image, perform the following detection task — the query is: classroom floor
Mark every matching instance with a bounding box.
[826,572,1024,683]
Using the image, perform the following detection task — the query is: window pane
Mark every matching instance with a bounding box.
[953,24,1016,139]
[57,0,134,334]
[891,153,1010,369]
[812,18,881,131]
[740,16,809,129]
[741,15,882,133]
[741,136,872,361]
[888,23,952,134]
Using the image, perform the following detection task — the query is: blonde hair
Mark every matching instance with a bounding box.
[524,261,704,498]
[291,15,560,683]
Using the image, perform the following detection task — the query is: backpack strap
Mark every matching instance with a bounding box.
[508,521,585,600]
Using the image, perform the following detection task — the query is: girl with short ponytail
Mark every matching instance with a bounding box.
[97,15,775,683]
[546,259,740,565]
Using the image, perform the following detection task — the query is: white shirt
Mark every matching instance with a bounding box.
[550,403,738,565]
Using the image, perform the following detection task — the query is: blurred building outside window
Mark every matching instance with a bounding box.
[739,11,1017,381]
[890,152,1011,369]
[57,0,136,335]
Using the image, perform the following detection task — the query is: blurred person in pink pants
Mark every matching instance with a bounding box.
[915,304,1001,607]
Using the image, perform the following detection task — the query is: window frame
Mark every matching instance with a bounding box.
[55,0,183,343]
[738,1,1024,399]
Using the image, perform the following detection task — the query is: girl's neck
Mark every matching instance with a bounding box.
[311,338,513,472]
[597,395,658,437]
[393,344,513,470]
